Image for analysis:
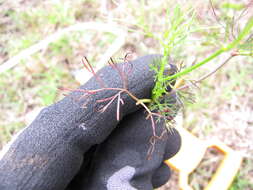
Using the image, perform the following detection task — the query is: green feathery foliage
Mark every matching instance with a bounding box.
[148,6,195,126]
[148,5,253,127]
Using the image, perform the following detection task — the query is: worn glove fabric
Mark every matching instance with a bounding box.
[0,54,180,190]
[67,107,181,190]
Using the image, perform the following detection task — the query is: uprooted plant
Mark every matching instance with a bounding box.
[60,54,178,158]
[60,1,253,158]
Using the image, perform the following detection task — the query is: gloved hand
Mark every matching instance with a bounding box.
[0,55,181,190]
[67,107,181,190]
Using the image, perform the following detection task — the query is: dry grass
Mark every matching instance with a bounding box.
[0,0,252,189]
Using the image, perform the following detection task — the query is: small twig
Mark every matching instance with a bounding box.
[209,0,226,30]
[136,99,152,105]
[196,55,234,82]
[59,87,120,94]
[108,58,128,89]
[231,14,237,40]
[96,95,115,103]
[147,129,167,160]
[122,52,134,88]
[236,0,253,23]
[177,53,237,91]
[244,33,253,43]
[82,57,106,88]
[98,93,119,113]
[123,52,132,63]
[116,92,122,121]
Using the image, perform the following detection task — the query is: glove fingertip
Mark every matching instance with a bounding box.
[151,163,171,188]
[164,128,181,159]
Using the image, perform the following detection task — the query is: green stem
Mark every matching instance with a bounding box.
[165,48,225,81]
[165,17,253,81]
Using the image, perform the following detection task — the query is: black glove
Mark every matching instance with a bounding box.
[0,55,181,190]
[67,106,181,190]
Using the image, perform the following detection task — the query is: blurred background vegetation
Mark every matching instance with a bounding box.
[0,0,252,189]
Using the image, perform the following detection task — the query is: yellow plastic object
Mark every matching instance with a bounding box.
[165,126,243,190]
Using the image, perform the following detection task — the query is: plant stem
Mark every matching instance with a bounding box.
[136,99,152,105]
[177,54,236,91]
[165,48,225,81]
[164,17,253,81]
